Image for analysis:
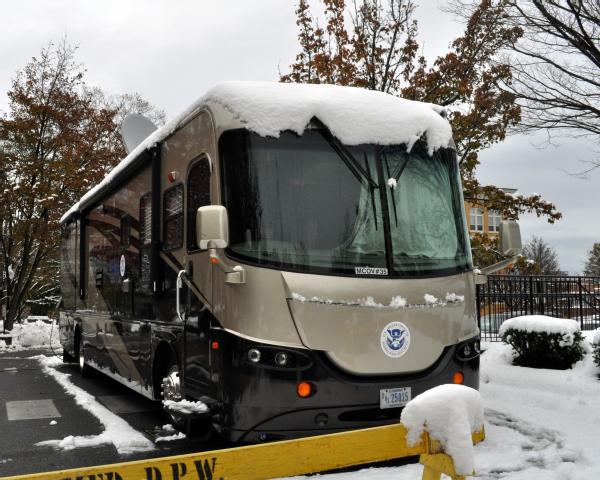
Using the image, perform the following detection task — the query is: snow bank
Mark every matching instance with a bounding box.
[400,384,484,475]
[499,315,581,344]
[61,81,451,223]
[593,328,600,345]
[34,355,154,454]
[0,319,61,351]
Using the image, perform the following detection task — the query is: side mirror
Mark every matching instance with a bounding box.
[499,220,522,256]
[197,205,228,250]
[479,220,523,276]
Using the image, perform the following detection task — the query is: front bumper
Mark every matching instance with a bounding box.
[209,331,479,443]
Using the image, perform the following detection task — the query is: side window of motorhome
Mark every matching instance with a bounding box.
[120,214,131,248]
[187,158,211,251]
[163,184,184,251]
[139,193,152,291]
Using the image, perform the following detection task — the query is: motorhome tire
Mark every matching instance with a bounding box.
[75,330,91,377]
[62,348,74,363]
[161,362,186,430]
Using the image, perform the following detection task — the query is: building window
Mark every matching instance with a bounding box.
[187,158,211,251]
[163,184,184,251]
[488,210,502,233]
[469,207,484,232]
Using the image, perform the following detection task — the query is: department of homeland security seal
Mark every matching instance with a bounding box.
[380,321,410,358]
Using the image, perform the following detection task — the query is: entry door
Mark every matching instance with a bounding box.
[182,157,213,395]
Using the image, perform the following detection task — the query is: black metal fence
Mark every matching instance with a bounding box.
[477,275,600,341]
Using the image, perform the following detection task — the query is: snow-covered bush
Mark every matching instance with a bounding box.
[592,329,600,369]
[499,315,584,370]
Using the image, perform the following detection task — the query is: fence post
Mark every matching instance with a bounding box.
[538,278,545,316]
[476,283,482,336]
[578,277,584,329]
[529,276,534,315]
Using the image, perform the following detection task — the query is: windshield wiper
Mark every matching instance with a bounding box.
[364,152,379,230]
[383,152,398,227]
[383,149,411,227]
[315,122,380,229]
[317,125,377,190]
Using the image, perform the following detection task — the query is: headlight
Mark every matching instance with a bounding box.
[275,352,289,366]
[247,348,262,363]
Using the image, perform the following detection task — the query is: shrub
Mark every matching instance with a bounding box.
[499,316,585,370]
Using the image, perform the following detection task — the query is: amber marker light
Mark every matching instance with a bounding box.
[453,371,464,384]
[297,382,313,398]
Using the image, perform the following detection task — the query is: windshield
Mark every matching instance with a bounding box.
[219,128,472,277]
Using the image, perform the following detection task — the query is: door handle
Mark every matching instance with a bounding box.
[176,270,187,322]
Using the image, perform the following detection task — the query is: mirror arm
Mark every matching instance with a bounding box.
[209,250,246,284]
[479,256,519,276]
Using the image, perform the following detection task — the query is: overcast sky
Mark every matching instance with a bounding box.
[1,1,598,274]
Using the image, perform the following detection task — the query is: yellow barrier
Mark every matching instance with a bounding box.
[1,424,485,480]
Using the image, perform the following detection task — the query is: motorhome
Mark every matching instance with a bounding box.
[59,81,484,442]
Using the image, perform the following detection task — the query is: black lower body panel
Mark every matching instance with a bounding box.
[208,331,479,443]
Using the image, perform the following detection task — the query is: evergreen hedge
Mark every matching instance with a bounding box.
[501,328,585,370]
[592,335,600,369]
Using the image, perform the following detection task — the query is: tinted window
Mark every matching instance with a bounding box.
[121,215,131,247]
[139,193,152,290]
[220,129,471,277]
[187,158,211,250]
[163,184,183,251]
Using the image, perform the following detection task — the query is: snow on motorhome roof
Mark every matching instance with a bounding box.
[61,81,451,223]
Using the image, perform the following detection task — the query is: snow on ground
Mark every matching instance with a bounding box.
[283,332,600,480]
[33,355,154,454]
[0,319,61,351]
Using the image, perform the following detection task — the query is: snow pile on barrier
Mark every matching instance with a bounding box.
[401,384,484,475]
[498,315,581,345]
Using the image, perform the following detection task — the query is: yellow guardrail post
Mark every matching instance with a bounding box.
[1,423,485,480]
[419,428,486,480]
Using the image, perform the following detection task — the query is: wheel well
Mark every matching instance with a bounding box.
[153,342,176,400]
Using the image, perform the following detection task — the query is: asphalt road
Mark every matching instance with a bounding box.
[0,348,418,479]
[0,348,232,477]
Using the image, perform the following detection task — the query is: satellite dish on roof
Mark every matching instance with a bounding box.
[121,114,158,154]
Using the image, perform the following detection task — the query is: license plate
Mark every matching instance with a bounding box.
[380,387,411,409]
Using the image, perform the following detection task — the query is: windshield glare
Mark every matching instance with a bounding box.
[219,128,472,277]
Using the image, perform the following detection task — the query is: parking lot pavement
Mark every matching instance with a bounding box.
[0,349,232,477]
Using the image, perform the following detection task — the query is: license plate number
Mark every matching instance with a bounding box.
[380,387,411,409]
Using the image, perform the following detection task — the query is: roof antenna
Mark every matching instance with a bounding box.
[121,114,158,154]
